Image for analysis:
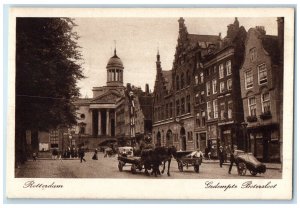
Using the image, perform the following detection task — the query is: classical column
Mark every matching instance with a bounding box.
[98,110,102,136]
[106,109,110,136]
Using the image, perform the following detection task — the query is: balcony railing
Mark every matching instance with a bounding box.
[260,111,272,120]
[247,115,258,122]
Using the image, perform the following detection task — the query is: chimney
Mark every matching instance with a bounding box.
[145,84,150,94]
[277,17,284,63]
[255,26,266,35]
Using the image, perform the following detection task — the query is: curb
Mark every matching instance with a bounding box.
[202,160,281,170]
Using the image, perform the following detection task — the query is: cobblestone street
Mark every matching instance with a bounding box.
[15,152,282,179]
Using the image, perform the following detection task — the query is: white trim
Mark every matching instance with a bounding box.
[257,63,268,85]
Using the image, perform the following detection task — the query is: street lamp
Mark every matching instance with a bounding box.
[241,121,248,152]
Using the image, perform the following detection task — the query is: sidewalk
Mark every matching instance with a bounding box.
[202,159,281,170]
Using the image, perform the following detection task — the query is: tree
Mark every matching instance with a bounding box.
[15,18,84,164]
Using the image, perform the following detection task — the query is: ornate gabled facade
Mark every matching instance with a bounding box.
[239,18,283,162]
[152,17,222,151]
[197,18,247,157]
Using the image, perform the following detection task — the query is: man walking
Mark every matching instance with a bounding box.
[228,146,238,174]
[79,147,86,163]
[218,146,225,168]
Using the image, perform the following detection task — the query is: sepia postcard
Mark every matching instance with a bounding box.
[6,7,294,199]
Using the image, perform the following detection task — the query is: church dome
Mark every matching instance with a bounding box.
[106,53,124,69]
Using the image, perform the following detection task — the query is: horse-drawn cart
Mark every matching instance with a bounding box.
[117,146,143,174]
[117,155,143,174]
[175,151,202,173]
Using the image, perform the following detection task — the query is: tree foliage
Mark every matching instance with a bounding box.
[16,18,84,131]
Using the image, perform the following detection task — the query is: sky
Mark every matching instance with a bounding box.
[73,17,278,98]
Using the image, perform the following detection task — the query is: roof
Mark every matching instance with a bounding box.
[73,98,92,105]
[262,35,280,64]
[106,50,124,68]
[161,70,172,91]
[188,34,221,48]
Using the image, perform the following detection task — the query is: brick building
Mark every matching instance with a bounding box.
[239,18,283,162]
[197,18,247,156]
[153,17,248,154]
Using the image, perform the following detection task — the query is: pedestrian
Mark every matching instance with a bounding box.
[79,147,86,163]
[52,149,58,160]
[218,146,225,167]
[228,146,238,174]
[32,152,37,161]
[92,148,98,160]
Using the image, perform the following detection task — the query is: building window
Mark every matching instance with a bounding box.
[200,91,205,103]
[228,101,233,119]
[181,73,185,89]
[258,64,268,85]
[226,60,232,75]
[176,75,180,91]
[245,70,253,89]
[220,102,225,120]
[201,111,206,127]
[79,126,85,134]
[213,99,218,118]
[176,100,180,116]
[213,66,217,74]
[195,75,199,85]
[181,97,185,114]
[250,47,257,62]
[195,93,199,104]
[207,101,212,120]
[205,68,210,76]
[196,113,200,127]
[169,102,173,118]
[219,64,224,79]
[212,79,217,94]
[186,95,191,113]
[186,71,191,85]
[227,79,232,91]
[200,72,204,83]
[49,130,59,148]
[165,104,168,119]
[261,92,271,113]
[220,81,225,93]
[206,81,211,96]
[248,97,256,116]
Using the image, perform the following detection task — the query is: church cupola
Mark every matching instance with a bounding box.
[106,44,124,87]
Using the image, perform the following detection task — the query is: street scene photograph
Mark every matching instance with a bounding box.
[14,14,284,180]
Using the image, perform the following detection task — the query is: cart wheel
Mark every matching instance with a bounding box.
[118,161,123,172]
[194,165,200,173]
[178,162,183,172]
[250,170,257,176]
[131,164,137,174]
[238,162,247,176]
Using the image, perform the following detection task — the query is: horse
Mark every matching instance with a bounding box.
[154,146,177,176]
[140,148,160,177]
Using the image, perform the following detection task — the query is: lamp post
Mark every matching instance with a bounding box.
[241,121,248,152]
